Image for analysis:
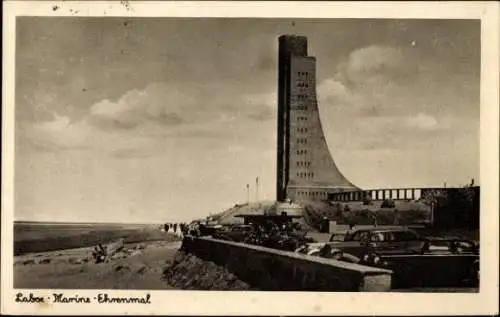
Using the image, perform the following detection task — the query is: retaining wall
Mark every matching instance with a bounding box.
[181,236,392,292]
[382,254,479,288]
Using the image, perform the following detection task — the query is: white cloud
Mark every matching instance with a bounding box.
[26,114,92,150]
[317,78,349,101]
[19,82,277,158]
[87,83,197,130]
[406,112,440,130]
[317,45,423,118]
[347,46,403,75]
[317,44,469,155]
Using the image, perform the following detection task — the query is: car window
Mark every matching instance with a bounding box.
[370,232,385,242]
[329,234,344,242]
[349,231,361,241]
[351,231,369,241]
[392,231,418,241]
[384,232,397,241]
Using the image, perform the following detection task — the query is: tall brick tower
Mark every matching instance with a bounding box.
[276,35,358,202]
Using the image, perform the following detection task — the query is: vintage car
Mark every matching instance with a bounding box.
[424,237,479,255]
[198,223,224,236]
[337,228,428,255]
[298,227,479,267]
[212,224,253,242]
[297,228,429,264]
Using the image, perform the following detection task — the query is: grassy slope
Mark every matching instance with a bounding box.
[212,201,277,225]
[303,200,430,229]
[209,199,435,234]
[303,200,478,240]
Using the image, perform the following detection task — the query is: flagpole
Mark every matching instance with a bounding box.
[246,184,250,204]
[256,177,259,202]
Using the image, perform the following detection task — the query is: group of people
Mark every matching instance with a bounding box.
[163,222,189,236]
[243,221,306,251]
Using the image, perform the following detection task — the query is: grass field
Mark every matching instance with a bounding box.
[14,221,178,255]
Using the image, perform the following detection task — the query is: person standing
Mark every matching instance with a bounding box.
[346,224,356,239]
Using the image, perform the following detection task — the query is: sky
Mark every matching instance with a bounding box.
[14,17,480,223]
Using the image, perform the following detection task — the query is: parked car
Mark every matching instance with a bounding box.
[213,225,253,242]
[295,243,361,263]
[425,238,479,255]
[298,228,429,264]
[298,228,480,288]
[198,223,223,236]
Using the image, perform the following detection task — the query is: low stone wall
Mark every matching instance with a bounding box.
[181,236,392,292]
[383,254,479,288]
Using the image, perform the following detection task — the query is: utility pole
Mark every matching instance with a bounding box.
[255,177,259,202]
[246,184,250,204]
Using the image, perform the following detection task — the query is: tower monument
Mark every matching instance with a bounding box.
[276,35,358,202]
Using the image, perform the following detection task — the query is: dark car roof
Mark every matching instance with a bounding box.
[352,228,418,233]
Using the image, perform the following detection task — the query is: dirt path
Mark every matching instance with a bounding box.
[14,241,181,289]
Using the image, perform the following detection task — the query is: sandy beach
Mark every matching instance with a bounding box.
[14,240,181,289]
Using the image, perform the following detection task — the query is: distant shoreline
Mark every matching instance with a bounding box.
[14,220,165,226]
[14,222,180,255]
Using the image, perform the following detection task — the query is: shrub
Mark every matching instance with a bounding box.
[381,199,395,208]
[362,195,372,205]
[343,209,374,225]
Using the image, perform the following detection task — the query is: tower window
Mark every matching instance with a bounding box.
[297,138,307,144]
